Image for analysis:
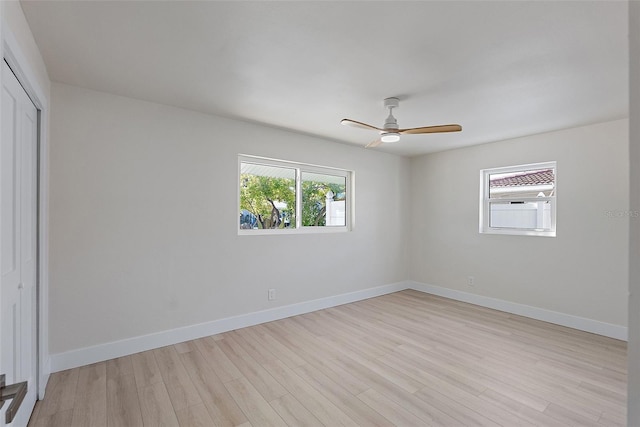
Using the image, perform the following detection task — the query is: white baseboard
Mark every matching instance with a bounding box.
[407,281,628,341]
[50,281,408,372]
[50,279,626,372]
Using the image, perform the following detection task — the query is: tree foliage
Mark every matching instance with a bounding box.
[240,174,345,229]
[301,181,344,226]
[240,174,295,229]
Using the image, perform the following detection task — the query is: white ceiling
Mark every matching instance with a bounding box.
[20,1,628,157]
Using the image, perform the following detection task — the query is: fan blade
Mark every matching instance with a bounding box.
[341,118,383,132]
[398,124,462,135]
[365,138,383,148]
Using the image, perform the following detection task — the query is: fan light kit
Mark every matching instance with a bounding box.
[341,97,462,148]
[381,133,400,143]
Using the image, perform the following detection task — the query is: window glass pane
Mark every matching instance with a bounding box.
[240,162,296,229]
[489,201,552,230]
[489,168,555,199]
[481,162,556,236]
[301,172,346,227]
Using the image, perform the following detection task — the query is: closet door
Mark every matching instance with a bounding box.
[1,59,38,426]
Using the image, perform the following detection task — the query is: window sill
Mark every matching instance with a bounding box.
[238,226,350,236]
[480,228,556,237]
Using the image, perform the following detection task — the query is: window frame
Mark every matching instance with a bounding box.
[238,154,353,235]
[479,161,557,237]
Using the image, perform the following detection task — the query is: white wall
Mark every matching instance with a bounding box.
[49,82,410,355]
[49,82,629,360]
[409,119,629,327]
[628,0,640,423]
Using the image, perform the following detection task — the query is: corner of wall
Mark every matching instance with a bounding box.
[407,280,628,341]
[627,0,640,423]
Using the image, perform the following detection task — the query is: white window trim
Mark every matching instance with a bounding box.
[479,161,557,237]
[238,154,354,235]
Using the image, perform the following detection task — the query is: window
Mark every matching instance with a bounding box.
[480,162,556,236]
[239,155,351,233]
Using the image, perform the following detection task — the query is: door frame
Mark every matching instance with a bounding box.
[1,22,51,399]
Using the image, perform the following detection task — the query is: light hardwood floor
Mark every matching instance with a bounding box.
[28,290,627,426]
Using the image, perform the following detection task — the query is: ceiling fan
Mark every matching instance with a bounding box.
[341,97,462,148]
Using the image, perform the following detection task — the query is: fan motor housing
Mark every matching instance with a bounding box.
[384,119,399,129]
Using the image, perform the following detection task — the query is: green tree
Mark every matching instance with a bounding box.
[240,174,295,229]
[240,174,345,229]
[301,181,345,226]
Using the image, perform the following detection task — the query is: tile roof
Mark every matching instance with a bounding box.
[490,169,554,188]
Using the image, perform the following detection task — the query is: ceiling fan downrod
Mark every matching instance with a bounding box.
[381,98,401,142]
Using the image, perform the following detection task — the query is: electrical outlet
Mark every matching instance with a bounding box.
[268,289,276,301]
[467,276,475,287]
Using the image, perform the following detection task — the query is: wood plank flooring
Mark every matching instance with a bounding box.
[28,290,627,426]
